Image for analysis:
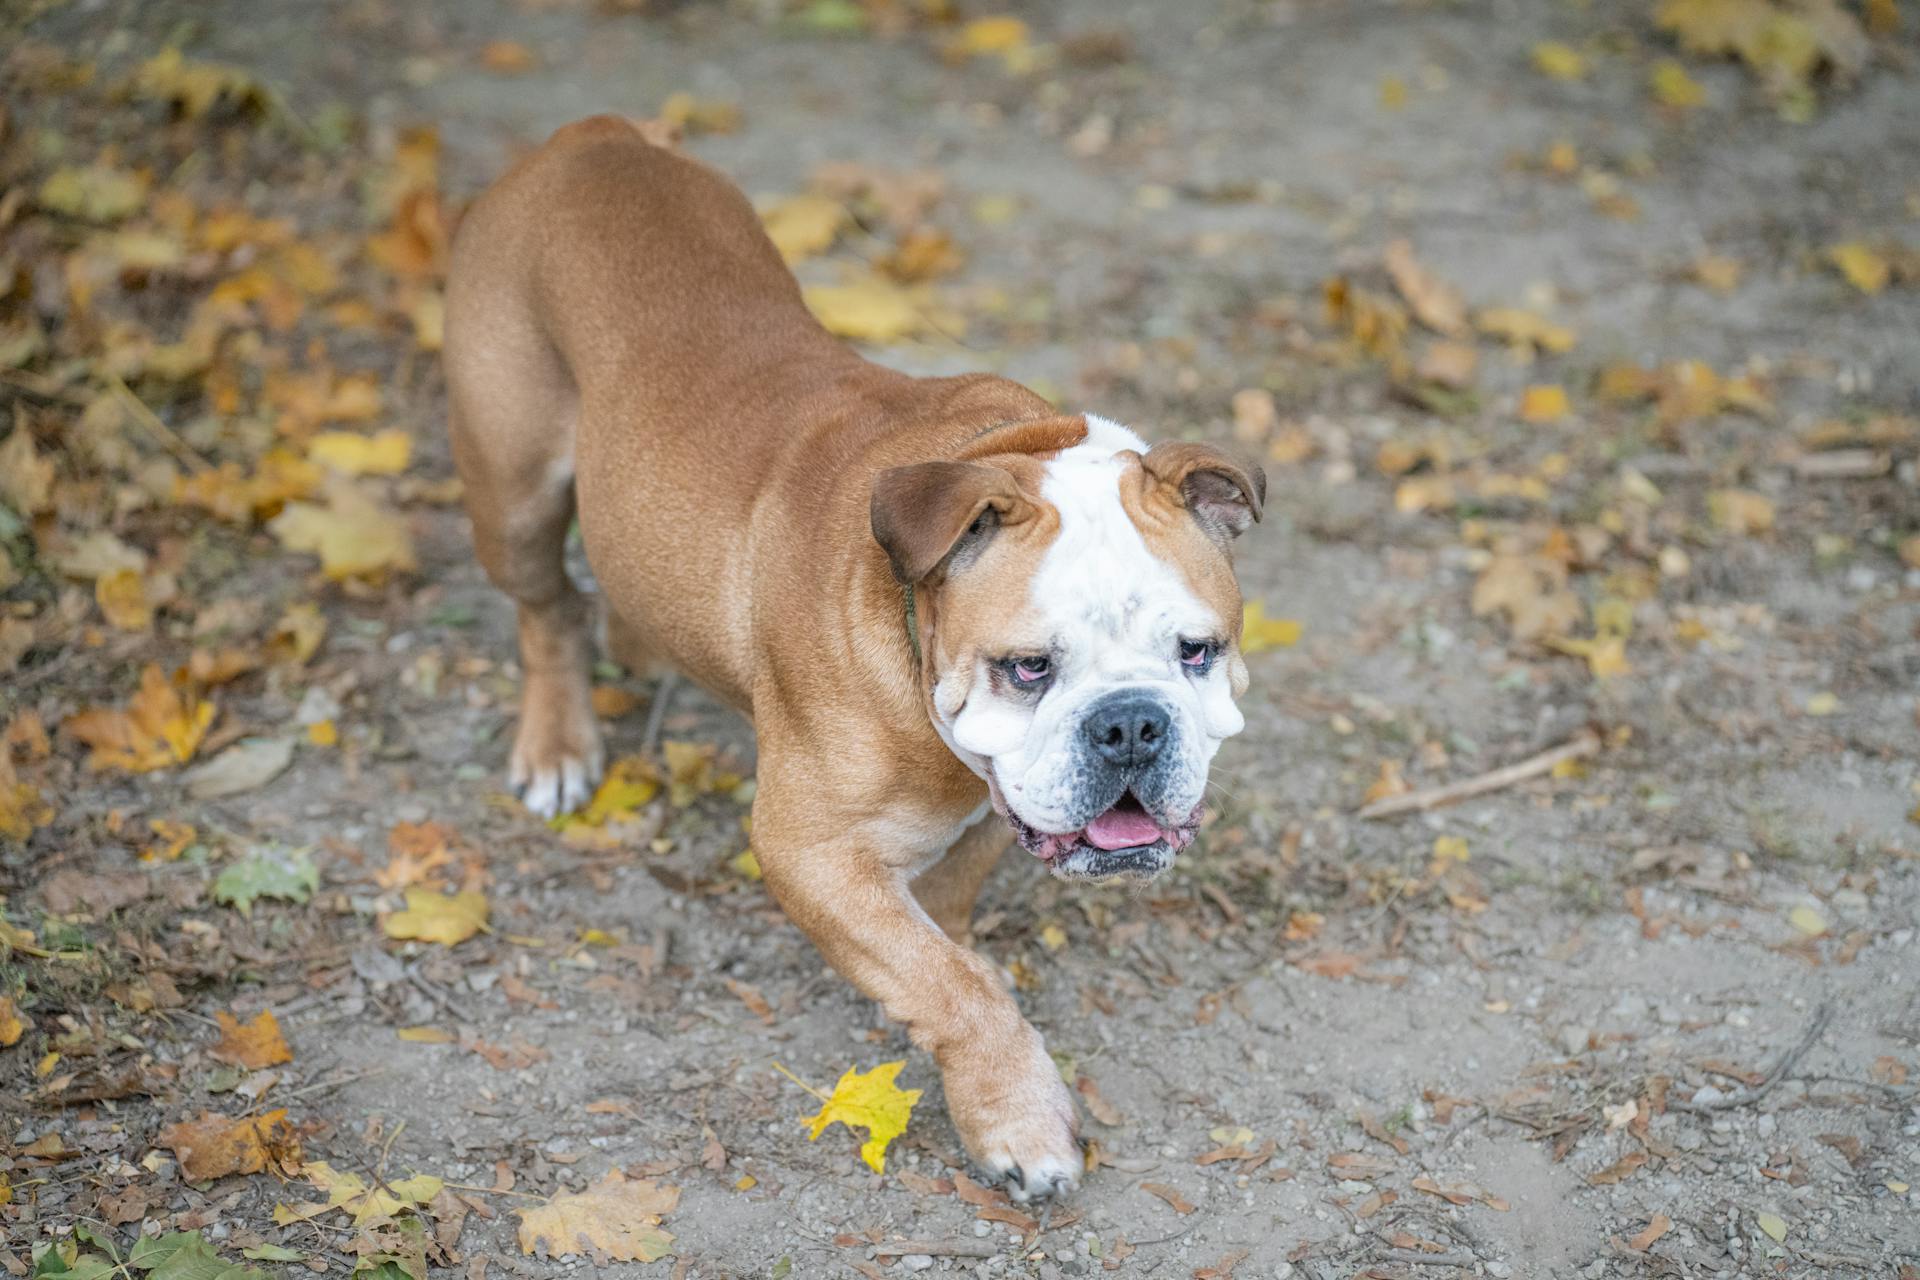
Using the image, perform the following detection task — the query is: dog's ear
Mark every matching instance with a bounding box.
[1141,442,1266,542]
[871,461,1030,585]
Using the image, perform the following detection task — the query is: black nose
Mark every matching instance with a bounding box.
[1083,694,1171,768]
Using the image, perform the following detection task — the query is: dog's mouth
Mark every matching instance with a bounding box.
[1003,789,1202,867]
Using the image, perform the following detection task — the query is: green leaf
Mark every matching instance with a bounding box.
[31,1243,118,1280]
[239,1245,304,1263]
[793,0,867,33]
[351,1216,427,1280]
[128,1231,264,1280]
[211,846,318,914]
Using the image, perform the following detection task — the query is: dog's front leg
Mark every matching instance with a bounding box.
[755,806,1080,1198]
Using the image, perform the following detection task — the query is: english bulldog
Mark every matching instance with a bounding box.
[444,115,1264,1199]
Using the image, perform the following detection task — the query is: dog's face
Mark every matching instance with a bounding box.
[872,416,1264,884]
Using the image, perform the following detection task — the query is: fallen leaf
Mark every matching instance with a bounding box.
[1787,904,1828,937]
[1588,1150,1648,1185]
[211,1009,293,1069]
[1628,1212,1672,1251]
[1755,1210,1787,1242]
[1382,240,1469,338]
[384,888,489,946]
[1241,601,1302,654]
[1519,384,1570,423]
[0,424,56,515]
[481,40,536,73]
[515,1169,678,1262]
[269,479,417,581]
[803,275,938,343]
[1691,254,1743,292]
[1076,1075,1124,1126]
[1707,488,1775,536]
[723,976,774,1024]
[183,737,295,799]
[1139,1182,1195,1214]
[1827,242,1889,294]
[1650,59,1705,108]
[1531,41,1587,80]
[760,193,846,264]
[277,1161,443,1227]
[308,429,412,475]
[801,1061,922,1173]
[39,162,149,222]
[1472,553,1584,642]
[212,845,319,914]
[64,664,216,773]
[130,47,267,117]
[0,995,27,1047]
[379,821,456,889]
[1476,307,1577,355]
[158,1109,299,1181]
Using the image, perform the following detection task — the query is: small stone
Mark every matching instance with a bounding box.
[1486,1263,1513,1278]
[1690,1085,1727,1107]
[973,1221,991,1237]
[900,1256,935,1273]
[1560,1025,1590,1055]
[1756,1114,1777,1138]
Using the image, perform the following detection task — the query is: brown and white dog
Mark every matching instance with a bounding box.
[444,116,1264,1199]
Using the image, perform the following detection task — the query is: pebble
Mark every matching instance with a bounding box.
[900,1256,934,1273]
[1691,1085,1728,1107]
[973,1221,991,1237]
[1486,1262,1512,1278]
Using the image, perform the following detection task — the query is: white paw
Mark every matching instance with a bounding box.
[509,746,603,819]
[982,1136,1082,1203]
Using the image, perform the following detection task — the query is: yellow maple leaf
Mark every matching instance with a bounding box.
[269,479,417,581]
[1826,242,1889,294]
[1547,632,1633,679]
[552,756,661,830]
[1241,601,1303,655]
[1531,41,1587,80]
[308,429,412,475]
[759,193,846,264]
[95,569,155,631]
[516,1169,679,1262]
[0,753,53,842]
[211,1009,294,1069]
[64,664,216,773]
[383,888,489,946]
[800,1060,922,1173]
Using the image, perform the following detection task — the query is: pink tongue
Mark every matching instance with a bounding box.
[1083,805,1165,851]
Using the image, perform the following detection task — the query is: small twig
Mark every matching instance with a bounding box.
[1358,731,1601,819]
[440,1180,549,1201]
[1377,1249,1478,1268]
[1131,1222,1196,1248]
[1669,1002,1834,1113]
[104,372,211,473]
[405,958,478,1024]
[770,1061,830,1103]
[277,1066,388,1101]
[871,1240,998,1259]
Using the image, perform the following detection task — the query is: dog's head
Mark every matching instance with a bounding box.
[872,415,1264,884]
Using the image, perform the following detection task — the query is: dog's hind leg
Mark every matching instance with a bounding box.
[446,323,602,818]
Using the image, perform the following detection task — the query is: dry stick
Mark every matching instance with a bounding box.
[1131,1222,1196,1248]
[1378,1249,1478,1268]
[871,1241,998,1259]
[1356,730,1601,820]
[1669,1002,1834,1114]
[105,372,212,473]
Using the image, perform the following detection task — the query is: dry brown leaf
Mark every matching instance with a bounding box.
[1588,1150,1648,1185]
[1383,240,1469,337]
[1139,1182,1196,1214]
[1472,552,1584,642]
[158,1109,299,1181]
[515,1169,678,1262]
[1627,1212,1672,1251]
[1076,1075,1124,1126]
[210,1009,293,1069]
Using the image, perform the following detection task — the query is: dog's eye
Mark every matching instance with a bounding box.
[1179,639,1214,669]
[1008,656,1051,685]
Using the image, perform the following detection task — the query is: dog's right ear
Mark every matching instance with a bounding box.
[871,462,1031,585]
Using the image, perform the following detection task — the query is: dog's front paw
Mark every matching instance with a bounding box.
[508,684,604,818]
[945,1032,1082,1202]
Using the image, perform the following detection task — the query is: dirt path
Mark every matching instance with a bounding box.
[4,3,1919,1278]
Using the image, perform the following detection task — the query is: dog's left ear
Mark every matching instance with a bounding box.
[1141,442,1266,542]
